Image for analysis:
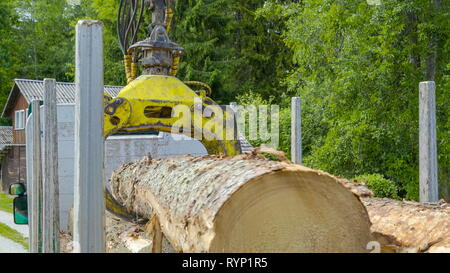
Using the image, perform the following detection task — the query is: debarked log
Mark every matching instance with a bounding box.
[110,154,374,253]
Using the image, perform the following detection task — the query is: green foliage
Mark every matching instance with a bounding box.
[0,0,20,111]
[14,0,81,81]
[258,0,450,201]
[0,0,128,109]
[0,0,95,111]
[260,153,280,161]
[173,0,291,103]
[0,191,13,213]
[0,117,12,126]
[90,0,127,85]
[0,0,290,105]
[354,174,400,200]
[236,91,291,152]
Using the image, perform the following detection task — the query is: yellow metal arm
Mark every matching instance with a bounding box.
[103,75,242,156]
[103,75,242,219]
[109,1,242,220]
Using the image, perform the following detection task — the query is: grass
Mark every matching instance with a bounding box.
[0,192,29,250]
[0,223,29,250]
[0,191,13,213]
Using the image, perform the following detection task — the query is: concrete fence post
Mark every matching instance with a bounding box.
[73,20,105,253]
[419,81,439,203]
[30,100,43,253]
[291,97,302,164]
[42,78,60,253]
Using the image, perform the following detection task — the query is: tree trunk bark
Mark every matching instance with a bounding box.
[110,154,373,253]
[425,0,442,81]
[406,11,420,68]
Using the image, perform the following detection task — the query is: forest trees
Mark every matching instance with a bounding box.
[172,0,292,102]
[256,0,449,200]
[0,0,19,109]
[0,0,89,109]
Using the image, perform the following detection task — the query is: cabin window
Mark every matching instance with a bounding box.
[15,110,25,130]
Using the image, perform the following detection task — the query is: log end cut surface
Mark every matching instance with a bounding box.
[211,169,373,252]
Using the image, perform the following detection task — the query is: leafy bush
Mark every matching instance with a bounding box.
[354,174,400,200]
[0,117,12,126]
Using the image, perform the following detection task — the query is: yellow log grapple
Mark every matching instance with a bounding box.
[105,0,242,218]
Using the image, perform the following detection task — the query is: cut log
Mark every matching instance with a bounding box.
[362,198,450,253]
[333,180,450,253]
[110,154,373,253]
